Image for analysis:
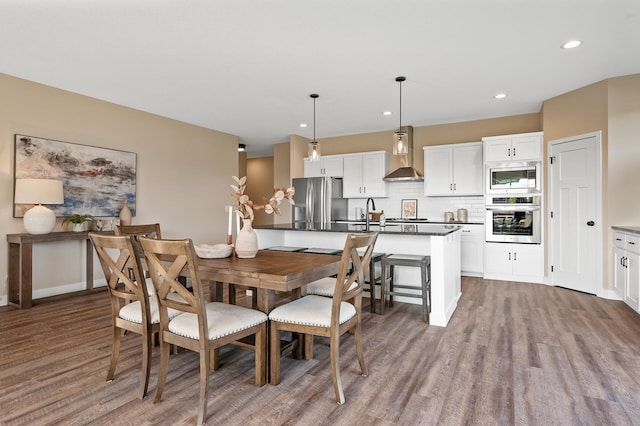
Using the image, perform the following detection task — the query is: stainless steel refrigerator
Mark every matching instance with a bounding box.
[292,177,347,224]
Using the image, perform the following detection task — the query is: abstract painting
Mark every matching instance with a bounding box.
[14,134,136,218]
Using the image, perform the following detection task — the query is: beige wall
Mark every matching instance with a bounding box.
[273,142,291,224]
[246,157,275,226]
[608,74,640,226]
[0,73,238,302]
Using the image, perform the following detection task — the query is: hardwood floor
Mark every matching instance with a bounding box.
[2,277,640,425]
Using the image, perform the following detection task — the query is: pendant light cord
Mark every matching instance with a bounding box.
[398,79,402,133]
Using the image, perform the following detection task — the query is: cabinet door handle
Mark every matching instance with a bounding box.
[508,252,511,261]
[359,187,362,193]
[513,148,516,157]
[616,238,623,242]
[514,252,517,261]
[454,183,457,190]
[587,221,595,226]
[629,241,636,245]
[450,184,453,191]
[507,148,511,158]
[363,187,366,193]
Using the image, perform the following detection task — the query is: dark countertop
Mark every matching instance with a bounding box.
[254,222,462,236]
[612,226,640,235]
[337,219,484,226]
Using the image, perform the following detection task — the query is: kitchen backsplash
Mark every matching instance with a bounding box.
[347,181,485,223]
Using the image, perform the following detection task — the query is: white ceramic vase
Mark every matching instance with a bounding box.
[235,219,258,258]
[73,222,85,232]
[119,199,132,226]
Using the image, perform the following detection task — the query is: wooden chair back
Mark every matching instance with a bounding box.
[90,233,151,319]
[331,232,378,320]
[115,223,162,280]
[137,237,206,339]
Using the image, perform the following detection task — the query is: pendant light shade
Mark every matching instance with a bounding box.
[393,76,409,155]
[308,93,321,162]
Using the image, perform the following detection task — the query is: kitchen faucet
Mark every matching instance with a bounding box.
[365,198,376,231]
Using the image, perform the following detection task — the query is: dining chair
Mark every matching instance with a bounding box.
[90,232,182,400]
[268,231,378,404]
[139,236,268,426]
[115,223,161,279]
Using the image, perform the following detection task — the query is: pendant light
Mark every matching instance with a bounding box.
[393,76,409,155]
[308,93,321,162]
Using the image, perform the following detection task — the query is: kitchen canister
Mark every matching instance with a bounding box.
[457,208,468,223]
[444,211,454,222]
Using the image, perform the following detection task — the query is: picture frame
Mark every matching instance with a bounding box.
[401,199,417,219]
[14,134,137,218]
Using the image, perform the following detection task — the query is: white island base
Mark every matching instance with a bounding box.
[255,227,461,327]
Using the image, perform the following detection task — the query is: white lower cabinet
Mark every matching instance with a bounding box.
[484,242,542,282]
[613,231,640,312]
[460,224,484,276]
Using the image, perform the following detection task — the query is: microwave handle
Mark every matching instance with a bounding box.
[486,206,540,212]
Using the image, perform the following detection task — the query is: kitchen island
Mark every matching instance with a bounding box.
[254,222,462,327]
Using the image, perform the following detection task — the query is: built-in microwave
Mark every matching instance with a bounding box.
[486,161,541,194]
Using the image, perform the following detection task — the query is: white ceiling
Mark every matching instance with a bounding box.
[1,1,639,157]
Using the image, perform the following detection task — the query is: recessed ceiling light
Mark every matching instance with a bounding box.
[561,40,582,49]
[494,93,507,99]
[383,111,392,116]
[299,123,307,128]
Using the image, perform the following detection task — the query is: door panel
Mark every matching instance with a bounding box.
[550,134,600,294]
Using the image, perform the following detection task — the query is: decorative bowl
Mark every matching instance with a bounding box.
[194,243,233,259]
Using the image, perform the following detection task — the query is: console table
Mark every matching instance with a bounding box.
[7,231,109,309]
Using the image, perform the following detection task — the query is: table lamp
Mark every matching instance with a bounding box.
[14,178,64,234]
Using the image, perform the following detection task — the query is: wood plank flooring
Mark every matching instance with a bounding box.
[2,277,640,425]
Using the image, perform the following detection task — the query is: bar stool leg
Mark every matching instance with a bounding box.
[369,259,375,314]
[421,264,428,323]
[388,265,395,307]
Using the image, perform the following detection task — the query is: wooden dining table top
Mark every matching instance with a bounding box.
[195,249,341,293]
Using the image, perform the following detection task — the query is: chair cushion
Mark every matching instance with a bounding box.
[268,295,356,327]
[119,292,184,324]
[306,277,358,297]
[168,302,267,341]
[305,277,337,296]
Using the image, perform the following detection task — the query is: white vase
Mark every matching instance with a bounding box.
[235,219,258,258]
[119,199,132,226]
[73,222,85,232]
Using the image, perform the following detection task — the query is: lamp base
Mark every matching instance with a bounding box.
[23,205,57,234]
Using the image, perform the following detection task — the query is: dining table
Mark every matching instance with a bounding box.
[196,249,341,312]
[194,249,341,372]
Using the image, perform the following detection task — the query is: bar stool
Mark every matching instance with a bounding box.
[380,254,431,322]
[363,252,385,313]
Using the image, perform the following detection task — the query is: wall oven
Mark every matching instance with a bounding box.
[486,195,541,244]
[486,161,541,194]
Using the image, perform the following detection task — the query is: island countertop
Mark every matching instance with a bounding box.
[253,222,462,236]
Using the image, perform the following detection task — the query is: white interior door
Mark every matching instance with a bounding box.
[549,132,601,294]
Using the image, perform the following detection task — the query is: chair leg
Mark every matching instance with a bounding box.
[255,323,267,386]
[138,329,152,399]
[153,338,171,404]
[107,326,121,382]
[197,349,210,426]
[354,317,367,377]
[270,323,281,385]
[330,331,345,404]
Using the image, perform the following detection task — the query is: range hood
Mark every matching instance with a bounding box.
[384,126,424,182]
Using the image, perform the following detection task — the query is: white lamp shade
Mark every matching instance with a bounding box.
[15,178,64,234]
[15,178,64,205]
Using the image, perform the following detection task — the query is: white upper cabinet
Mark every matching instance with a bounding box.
[483,132,543,162]
[303,155,344,177]
[342,151,389,198]
[424,142,483,196]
